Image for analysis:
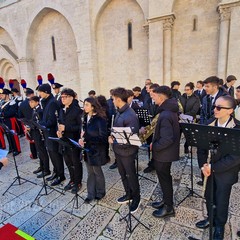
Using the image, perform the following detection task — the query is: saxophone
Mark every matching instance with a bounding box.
[139,113,159,143]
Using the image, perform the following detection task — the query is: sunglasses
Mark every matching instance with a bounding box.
[213,105,232,111]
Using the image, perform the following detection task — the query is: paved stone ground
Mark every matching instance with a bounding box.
[0,137,240,240]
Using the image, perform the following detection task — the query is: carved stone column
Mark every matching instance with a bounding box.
[17,57,35,89]
[163,15,175,86]
[217,6,231,79]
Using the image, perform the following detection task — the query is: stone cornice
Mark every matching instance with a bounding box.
[218,1,240,21]
[163,16,175,31]
[147,13,175,24]
[17,58,34,63]
[142,23,149,38]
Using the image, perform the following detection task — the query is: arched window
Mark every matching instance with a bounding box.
[51,36,56,61]
[193,16,198,31]
[128,22,132,49]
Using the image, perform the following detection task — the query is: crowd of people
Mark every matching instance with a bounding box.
[0,74,240,240]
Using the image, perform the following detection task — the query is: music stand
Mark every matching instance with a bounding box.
[136,109,151,127]
[180,123,240,240]
[29,125,65,207]
[112,127,150,233]
[49,136,87,215]
[0,122,36,196]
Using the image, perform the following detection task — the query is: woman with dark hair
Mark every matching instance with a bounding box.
[180,82,200,153]
[79,97,108,203]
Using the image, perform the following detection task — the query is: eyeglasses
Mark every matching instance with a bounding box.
[61,95,69,99]
[213,105,232,111]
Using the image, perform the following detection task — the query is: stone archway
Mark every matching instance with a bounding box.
[96,0,148,96]
[0,27,19,84]
[171,0,220,88]
[26,8,79,92]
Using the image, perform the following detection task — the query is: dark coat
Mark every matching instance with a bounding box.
[58,103,83,141]
[112,103,139,157]
[143,97,158,117]
[209,117,240,190]
[200,87,229,125]
[223,83,234,98]
[39,94,60,151]
[0,101,18,130]
[172,89,181,100]
[152,98,180,162]
[180,93,200,118]
[83,114,108,166]
[194,89,206,104]
[18,98,33,119]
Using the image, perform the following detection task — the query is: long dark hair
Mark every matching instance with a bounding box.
[84,97,106,119]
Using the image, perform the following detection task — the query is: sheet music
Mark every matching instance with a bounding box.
[112,127,142,147]
[0,149,8,158]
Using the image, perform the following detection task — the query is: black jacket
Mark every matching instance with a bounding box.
[194,89,206,104]
[209,117,240,186]
[223,83,234,98]
[83,114,108,166]
[39,94,60,151]
[58,103,83,141]
[112,103,139,157]
[200,87,229,125]
[172,89,181,100]
[18,98,33,119]
[180,93,200,118]
[152,98,180,162]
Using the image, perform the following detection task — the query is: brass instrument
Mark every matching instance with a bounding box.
[177,99,184,113]
[139,113,159,143]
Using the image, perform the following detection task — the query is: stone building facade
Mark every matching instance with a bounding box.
[0,0,239,97]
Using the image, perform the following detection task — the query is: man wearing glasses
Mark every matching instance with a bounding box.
[195,95,240,240]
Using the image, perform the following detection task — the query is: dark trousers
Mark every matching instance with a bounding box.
[30,142,38,158]
[205,175,233,226]
[146,135,154,168]
[154,161,173,207]
[48,150,64,179]
[197,148,209,180]
[63,148,82,184]
[31,130,50,172]
[85,161,106,199]
[115,152,140,201]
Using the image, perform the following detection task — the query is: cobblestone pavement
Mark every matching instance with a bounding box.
[0,137,240,240]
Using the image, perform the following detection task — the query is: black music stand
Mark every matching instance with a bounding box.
[112,128,150,234]
[49,136,88,215]
[0,122,36,196]
[136,109,151,127]
[180,123,240,240]
[29,123,64,207]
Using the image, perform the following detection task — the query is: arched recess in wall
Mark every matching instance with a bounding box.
[171,0,220,87]
[26,8,79,91]
[0,27,19,82]
[96,0,148,95]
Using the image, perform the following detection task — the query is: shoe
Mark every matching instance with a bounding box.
[152,201,164,209]
[130,199,141,214]
[37,171,51,178]
[84,198,93,204]
[71,183,82,194]
[195,219,209,229]
[117,195,132,204]
[95,194,106,200]
[152,205,175,218]
[64,181,75,191]
[51,177,66,186]
[109,162,117,170]
[213,226,224,240]
[30,154,38,159]
[33,167,43,174]
[237,231,240,237]
[197,180,203,186]
[46,173,57,181]
[143,166,154,173]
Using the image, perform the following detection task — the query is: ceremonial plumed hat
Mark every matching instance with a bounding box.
[1,88,12,95]
[52,83,63,89]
